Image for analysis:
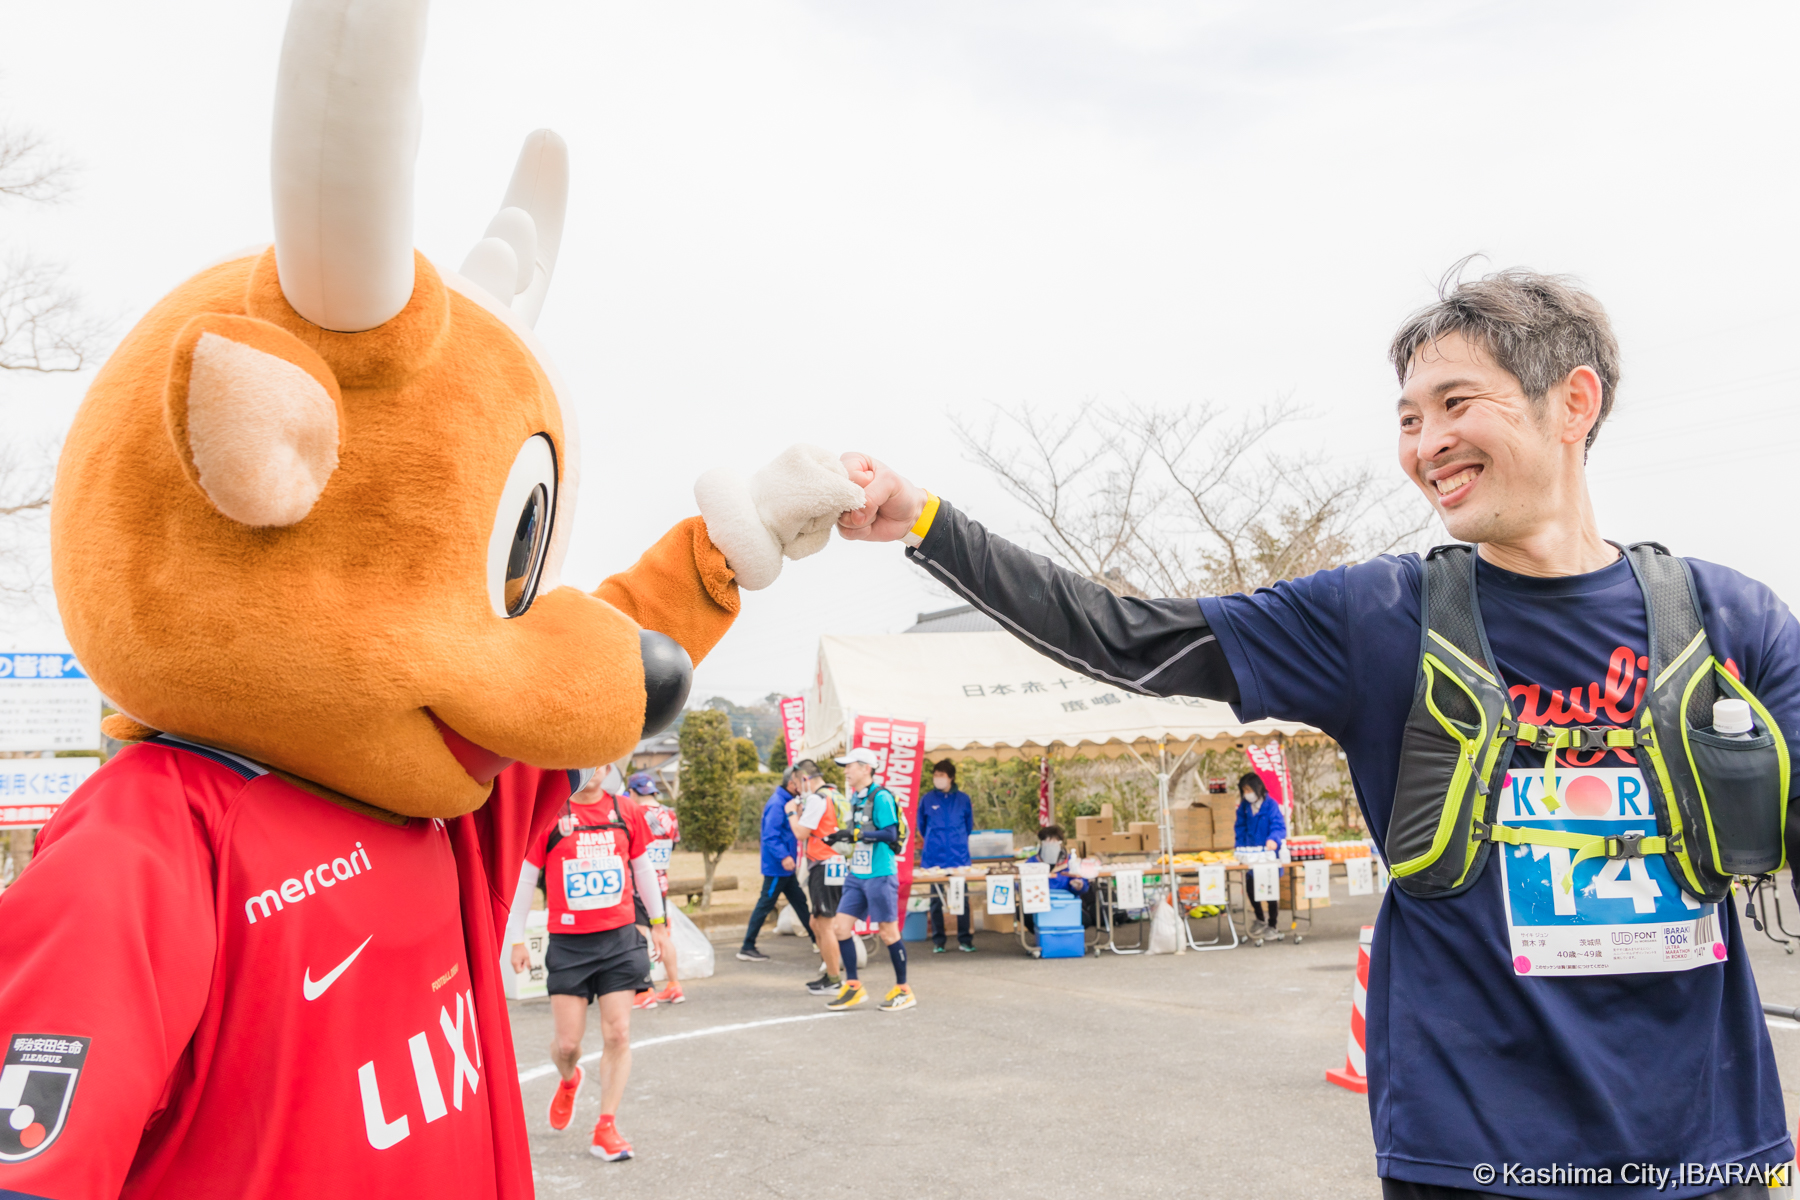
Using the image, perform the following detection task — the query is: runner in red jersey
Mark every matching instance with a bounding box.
[626,772,685,1006]
[0,734,581,1200]
[508,775,667,1161]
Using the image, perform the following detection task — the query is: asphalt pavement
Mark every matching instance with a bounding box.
[508,883,1800,1200]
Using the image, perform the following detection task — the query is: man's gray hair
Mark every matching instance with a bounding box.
[1389,261,1621,451]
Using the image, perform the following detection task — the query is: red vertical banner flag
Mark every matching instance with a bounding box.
[850,714,927,914]
[778,696,807,767]
[1244,741,1290,812]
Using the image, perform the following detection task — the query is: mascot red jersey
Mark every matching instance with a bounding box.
[0,2,863,1197]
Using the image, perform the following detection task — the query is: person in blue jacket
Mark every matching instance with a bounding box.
[738,769,814,962]
[1233,772,1286,935]
[917,759,975,952]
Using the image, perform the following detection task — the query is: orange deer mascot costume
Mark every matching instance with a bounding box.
[0,2,863,1197]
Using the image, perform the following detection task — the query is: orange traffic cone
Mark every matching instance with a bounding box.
[1326,924,1373,1093]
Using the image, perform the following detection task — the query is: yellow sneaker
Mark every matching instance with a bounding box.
[825,980,866,1010]
[879,985,916,1012]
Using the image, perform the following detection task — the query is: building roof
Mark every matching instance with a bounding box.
[904,604,1002,634]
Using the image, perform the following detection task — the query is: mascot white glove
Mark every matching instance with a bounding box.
[695,444,866,590]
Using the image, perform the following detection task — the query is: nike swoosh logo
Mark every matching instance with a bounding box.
[303,934,373,1001]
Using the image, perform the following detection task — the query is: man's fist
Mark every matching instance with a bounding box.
[836,452,929,543]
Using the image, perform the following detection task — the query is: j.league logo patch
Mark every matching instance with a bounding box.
[0,1033,89,1162]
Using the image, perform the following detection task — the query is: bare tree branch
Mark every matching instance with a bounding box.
[957,398,1436,600]
[0,126,73,205]
[0,125,99,608]
[952,401,1162,596]
[0,255,107,374]
[0,441,56,606]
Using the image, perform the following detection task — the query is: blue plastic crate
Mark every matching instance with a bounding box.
[1038,928,1086,959]
[1036,893,1083,930]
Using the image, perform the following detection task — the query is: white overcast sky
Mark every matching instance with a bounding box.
[3,1,1798,704]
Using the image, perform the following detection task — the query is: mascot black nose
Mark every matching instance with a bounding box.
[639,630,693,737]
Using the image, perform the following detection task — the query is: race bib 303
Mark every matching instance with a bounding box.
[563,853,625,911]
[1496,766,1722,977]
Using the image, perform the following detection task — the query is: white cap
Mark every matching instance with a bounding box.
[835,747,882,768]
[1713,697,1754,736]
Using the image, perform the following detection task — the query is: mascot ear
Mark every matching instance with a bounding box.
[165,314,344,527]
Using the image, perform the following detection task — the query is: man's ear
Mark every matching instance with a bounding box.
[1561,364,1604,448]
[165,314,344,526]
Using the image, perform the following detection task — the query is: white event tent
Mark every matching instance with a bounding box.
[795,631,1317,764]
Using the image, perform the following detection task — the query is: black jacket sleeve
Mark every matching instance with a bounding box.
[905,499,1239,703]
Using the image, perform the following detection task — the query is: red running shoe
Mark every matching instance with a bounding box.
[631,990,658,1010]
[590,1115,633,1161]
[547,1066,583,1132]
[653,984,685,1005]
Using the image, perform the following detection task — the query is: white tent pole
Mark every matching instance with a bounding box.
[1154,738,1185,955]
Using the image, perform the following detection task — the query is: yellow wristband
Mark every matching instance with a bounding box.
[903,492,941,548]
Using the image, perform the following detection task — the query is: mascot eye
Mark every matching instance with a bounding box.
[487,434,558,618]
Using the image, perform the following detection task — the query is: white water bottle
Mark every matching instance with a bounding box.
[1712,697,1754,740]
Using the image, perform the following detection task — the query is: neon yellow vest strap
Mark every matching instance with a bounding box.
[1484,824,1668,891]
[1508,725,1641,812]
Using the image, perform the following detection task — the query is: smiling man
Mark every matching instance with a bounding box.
[838,268,1800,1200]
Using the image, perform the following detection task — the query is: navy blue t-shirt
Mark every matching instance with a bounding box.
[1201,552,1797,1197]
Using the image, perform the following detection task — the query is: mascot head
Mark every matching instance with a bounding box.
[50,0,682,818]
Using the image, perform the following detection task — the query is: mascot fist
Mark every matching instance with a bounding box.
[694,444,866,590]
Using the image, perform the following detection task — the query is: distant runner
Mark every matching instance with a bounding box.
[788,759,850,995]
[628,771,685,1006]
[824,748,914,1013]
[510,775,671,1161]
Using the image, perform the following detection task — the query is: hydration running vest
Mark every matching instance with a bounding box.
[1386,542,1789,904]
[851,786,910,858]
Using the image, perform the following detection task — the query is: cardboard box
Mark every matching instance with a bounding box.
[1206,802,1238,850]
[1128,822,1160,853]
[1082,830,1144,856]
[1168,806,1213,852]
[1279,872,1330,910]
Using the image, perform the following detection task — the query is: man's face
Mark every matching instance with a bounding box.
[1397,331,1570,545]
[845,761,874,790]
[932,772,951,792]
[795,774,819,795]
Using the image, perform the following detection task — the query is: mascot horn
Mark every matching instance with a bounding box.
[0,1,863,1196]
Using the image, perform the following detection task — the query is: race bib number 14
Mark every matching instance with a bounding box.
[1495,766,1722,976]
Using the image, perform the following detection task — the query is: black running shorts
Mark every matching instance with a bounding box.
[806,862,843,918]
[545,925,652,1001]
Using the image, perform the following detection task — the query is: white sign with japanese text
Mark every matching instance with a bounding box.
[987,876,1016,913]
[1197,865,1226,905]
[1113,868,1145,909]
[1019,862,1051,913]
[0,654,101,752]
[946,876,966,916]
[1305,860,1331,899]
[1347,857,1374,896]
[0,756,100,829]
[1253,864,1279,901]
